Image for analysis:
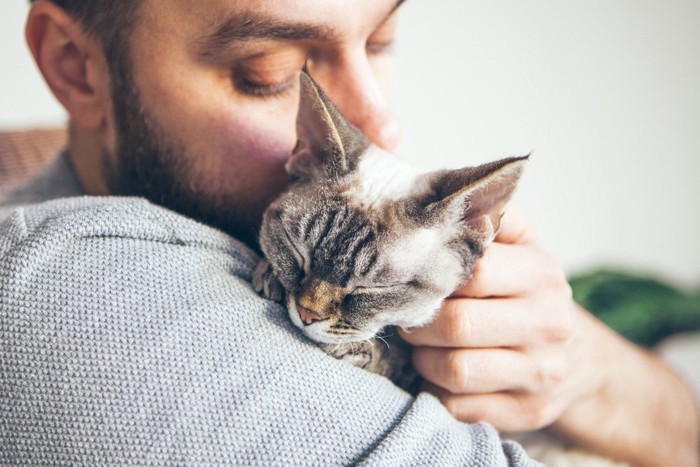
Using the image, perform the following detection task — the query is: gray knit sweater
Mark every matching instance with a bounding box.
[0,155,540,466]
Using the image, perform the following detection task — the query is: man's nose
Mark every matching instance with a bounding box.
[314,56,402,151]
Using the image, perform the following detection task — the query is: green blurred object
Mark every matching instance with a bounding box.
[569,269,700,347]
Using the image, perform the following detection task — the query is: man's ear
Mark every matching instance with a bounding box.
[25,0,110,130]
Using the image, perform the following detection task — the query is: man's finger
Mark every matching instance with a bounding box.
[452,242,566,299]
[399,298,537,348]
[412,347,537,395]
[421,382,557,432]
[399,296,572,348]
[495,205,538,245]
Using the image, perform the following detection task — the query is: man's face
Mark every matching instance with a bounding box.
[105,0,403,246]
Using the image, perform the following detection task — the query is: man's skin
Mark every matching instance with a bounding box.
[23,0,700,465]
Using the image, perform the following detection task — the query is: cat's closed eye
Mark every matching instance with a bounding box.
[343,284,417,314]
[352,282,419,294]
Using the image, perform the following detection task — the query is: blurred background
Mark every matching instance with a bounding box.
[1,0,699,287]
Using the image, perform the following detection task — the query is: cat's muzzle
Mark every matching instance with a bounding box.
[296,302,330,326]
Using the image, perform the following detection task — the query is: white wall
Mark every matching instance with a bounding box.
[2,1,699,286]
[394,1,700,286]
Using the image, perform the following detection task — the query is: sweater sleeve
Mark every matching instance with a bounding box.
[0,197,540,466]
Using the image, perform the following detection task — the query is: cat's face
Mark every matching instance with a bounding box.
[260,166,467,344]
[258,73,527,344]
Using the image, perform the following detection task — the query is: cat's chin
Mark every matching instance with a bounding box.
[294,321,377,345]
[302,329,371,345]
[286,302,375,344]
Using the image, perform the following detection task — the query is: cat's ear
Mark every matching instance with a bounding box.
[421,156,529,241]
[286,72,370,182]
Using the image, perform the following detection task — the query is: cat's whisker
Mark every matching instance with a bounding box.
[375,334,390,349]
[359,336,375,348]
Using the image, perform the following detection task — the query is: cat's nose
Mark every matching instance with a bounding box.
[296,302,329,326]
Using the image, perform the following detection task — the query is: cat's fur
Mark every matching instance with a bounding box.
[253,72,526,388]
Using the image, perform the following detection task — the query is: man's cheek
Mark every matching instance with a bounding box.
[215,113,297,168]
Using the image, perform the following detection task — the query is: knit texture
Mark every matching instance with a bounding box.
[0,162,540,466]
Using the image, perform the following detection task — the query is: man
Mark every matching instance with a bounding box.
[1,0,697,465]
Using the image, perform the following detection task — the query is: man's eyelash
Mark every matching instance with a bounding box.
[366,41,394,55]
[238,77,295,98]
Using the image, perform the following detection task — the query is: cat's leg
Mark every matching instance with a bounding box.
[321,336,420,393]
[378,332,419,393]
[252,259,285,302]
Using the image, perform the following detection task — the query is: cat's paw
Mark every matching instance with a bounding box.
[322,342,376,372]
[253,259,285,302]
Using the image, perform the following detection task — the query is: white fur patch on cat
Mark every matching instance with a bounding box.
[343,146,425,209]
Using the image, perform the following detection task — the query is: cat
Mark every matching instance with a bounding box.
[253,71,526,389]
[253,72,626,467]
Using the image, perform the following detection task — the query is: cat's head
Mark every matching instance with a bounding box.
[259,72,527,345]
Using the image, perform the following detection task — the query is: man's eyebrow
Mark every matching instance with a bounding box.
[197,1,406,60]
[197,12,338,60]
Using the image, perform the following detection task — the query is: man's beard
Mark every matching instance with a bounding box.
[103,64,261,248]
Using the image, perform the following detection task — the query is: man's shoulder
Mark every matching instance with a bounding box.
[4,195,235,243]
[0,196,281,368]
[1,196,257,266]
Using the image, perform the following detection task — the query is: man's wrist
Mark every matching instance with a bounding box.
[552,307,700,466]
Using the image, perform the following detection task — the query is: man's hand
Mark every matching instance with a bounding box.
[399,208,584,432]
[399,208,700,467]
